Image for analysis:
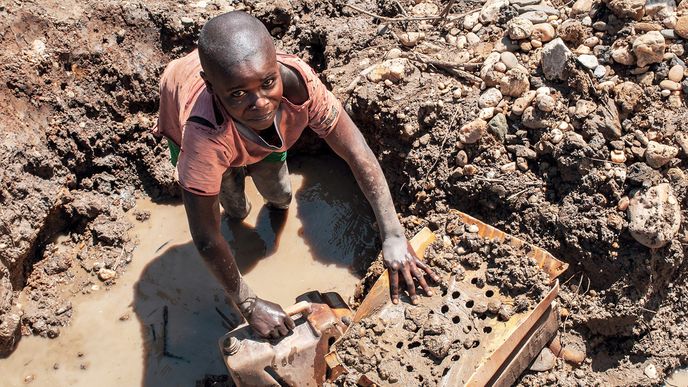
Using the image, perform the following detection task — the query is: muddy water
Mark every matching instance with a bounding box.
[0,154,377,387]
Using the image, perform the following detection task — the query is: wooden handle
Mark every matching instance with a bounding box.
[285,301,312,317]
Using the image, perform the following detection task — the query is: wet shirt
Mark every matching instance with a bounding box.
[155,49,342,196]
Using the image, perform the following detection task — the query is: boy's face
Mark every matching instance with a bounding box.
[203,52,283,131]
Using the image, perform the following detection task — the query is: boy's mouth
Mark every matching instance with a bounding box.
[247,110,274,122]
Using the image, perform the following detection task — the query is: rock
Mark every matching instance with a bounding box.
[611,40,636,65]
[411,2,439,16]
[594,65,607,78]
[606,0,645,20]
[614,81,644,114]
[577,54,599,69]
[479,88,503,108]
[500,51,519,69]
[459,119,487,144]
[586,96,622,139]
[488,113,508,142]
[530,347,557,372]
[675,132,688,156]
[572,0,594,14]
[660,79,681,90]
[628,183,681,248]
[644,364,658,379]
[480,0,510,24]
[531,23,556,43]
[522,106,549,129]
[367,59,408,83]
[661,29,677,39]
[180,16,194,25]
[466,32,481,45]
[512,91,537,115]
[520,11,549,23]
[676,16,688,39]
[668,64,684,82]
[479,107,496,120]
[633,32,665,68]
[507,18,534,40]
[536,94,556,112]
[611,150,627,163]
[398,32,425,47]
[558,20,587,45]
[481,52,503,85]
[98,268,117,281]
[645,141,678,168]
[464,12,481,30]
[645,0,676,17]
[574,99,597,118]
[499,69,530,97]
[516,4,559,15]
[541,38,573,81]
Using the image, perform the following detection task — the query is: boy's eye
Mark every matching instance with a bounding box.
[231,90,245,98]
[263,78,275,87]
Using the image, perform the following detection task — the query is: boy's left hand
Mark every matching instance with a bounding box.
[382,235,440,305]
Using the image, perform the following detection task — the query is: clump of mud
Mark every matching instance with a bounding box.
[332,215,550,385]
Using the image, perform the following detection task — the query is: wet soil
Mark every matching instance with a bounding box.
[1,0,687,385]
[0,155,377,386]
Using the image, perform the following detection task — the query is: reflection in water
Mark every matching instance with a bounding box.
[0,154,379,387]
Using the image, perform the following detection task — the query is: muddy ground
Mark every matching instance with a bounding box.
[1,0,687,385]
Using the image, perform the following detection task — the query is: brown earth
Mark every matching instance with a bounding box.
[1,0,687,386]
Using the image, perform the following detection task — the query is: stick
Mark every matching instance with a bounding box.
[402,52,482,83]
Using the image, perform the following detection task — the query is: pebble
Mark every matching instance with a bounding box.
[668,64,684,82]
[660,79,681,90]
[367,59,407,83]
[180,16,194,25]
[520,41,532,52]
[531,39,543,48]
[536,94,556,112]
[594,65,607,78]
[530,347,557,372]
[661,29,677,39]
[500,51,519,69]
[582,16,592,26]
[488,113,508,142]
[531,23,556,42]
[644,364,658,379]
[494,62,507,72]
[520,11,548,24]
[618,196,630,211]
[611,42,636,65]
[592,21,607,31]
[468,224,479,233]
[646,141,678,168]
[628,183,681,248]
[507,18,534,40]
[661,89,671,97]
[572,0,593,14]
[98,268,116,281]
[675,15,688,39]
[479,107,496,120]
[479,88,503,108]
[464,12,480,30]
[584,36,600,47]
[577,54,599,69]
[480,0,509,24]
[610,149,626,163]
[633,31,666,68]
[541,38,573,80]
[399,31,425,47]
[466,32,481,45]
[459,119,487,144]
[550,128,564,144]
[512,91,537,115]
[499,69,530,97]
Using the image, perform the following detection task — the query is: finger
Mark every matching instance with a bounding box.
[402,264,418,305]
[415,259,440,282]
[390,267,400,305]
[411,261,433,296]
[277,323,288,337]
[284,315,296,331]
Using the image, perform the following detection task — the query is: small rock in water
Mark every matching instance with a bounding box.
[628,183,681,248]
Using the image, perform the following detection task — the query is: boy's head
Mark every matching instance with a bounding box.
[198,12,282,131]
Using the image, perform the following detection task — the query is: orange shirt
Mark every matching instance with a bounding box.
[155,49,342,196]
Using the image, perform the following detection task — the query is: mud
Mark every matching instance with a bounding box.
[0,155,377,386]
[332,214,551,385]
[1,0,688,385]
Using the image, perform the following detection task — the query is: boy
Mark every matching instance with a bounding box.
[155,11,438,339]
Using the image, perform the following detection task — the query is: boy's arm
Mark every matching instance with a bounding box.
[182,190,295,338]
[324,111,440,304]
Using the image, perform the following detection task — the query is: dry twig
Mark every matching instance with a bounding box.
[344,3,443,22]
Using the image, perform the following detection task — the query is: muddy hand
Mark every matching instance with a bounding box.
[382,236,440,305]
[245,298,295,339]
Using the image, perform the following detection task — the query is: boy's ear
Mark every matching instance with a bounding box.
[200,71,214,95]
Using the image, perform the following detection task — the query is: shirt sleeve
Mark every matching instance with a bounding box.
[177,123,231,196]
[154,62,182,146]
[300,61,343,138]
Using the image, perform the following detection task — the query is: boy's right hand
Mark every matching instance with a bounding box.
[246,298,295,339]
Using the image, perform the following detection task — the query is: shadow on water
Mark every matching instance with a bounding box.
[133,154,378,386]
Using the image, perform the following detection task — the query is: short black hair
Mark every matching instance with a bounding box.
[197,11,275,75]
